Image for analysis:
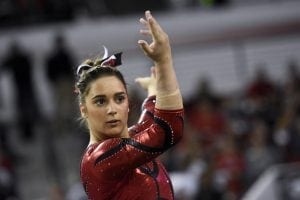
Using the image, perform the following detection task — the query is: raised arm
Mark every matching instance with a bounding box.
[138,11,183,110]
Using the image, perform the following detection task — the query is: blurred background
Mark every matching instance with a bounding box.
[0,0,300,199]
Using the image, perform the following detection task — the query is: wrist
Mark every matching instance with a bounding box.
[154,57,172,66]
[154,49,172,66]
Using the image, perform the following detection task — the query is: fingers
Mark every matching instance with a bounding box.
[138,10,170,62]
[135,77,151,90]
[138,40,152,55]
[139,29,151,36]
[135,67,155,87]
[139,16,151,37]
[139,18,148,26]
[139,11,162,40]
[145,10,152,21]
[135,77,150,84]
[144,11,162,41]
[135,66,157,96]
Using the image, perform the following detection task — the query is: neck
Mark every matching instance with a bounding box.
[88,134,99,146]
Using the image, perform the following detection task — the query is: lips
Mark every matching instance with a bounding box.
[107,119,119,123]
[106,119,120,126]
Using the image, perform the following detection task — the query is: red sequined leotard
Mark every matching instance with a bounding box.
[80,96,184,200]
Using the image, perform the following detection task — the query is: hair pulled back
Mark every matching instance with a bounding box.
[75,58,127,104]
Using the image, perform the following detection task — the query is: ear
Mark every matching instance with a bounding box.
[80,103,87,118]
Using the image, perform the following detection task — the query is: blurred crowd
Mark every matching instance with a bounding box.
[0,0,229,28]
[0,34,85,199]
[0,32,299,200]
[162,60,300,200]
[0,1,299,199]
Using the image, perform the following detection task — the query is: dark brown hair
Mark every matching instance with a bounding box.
[75,59,127,104]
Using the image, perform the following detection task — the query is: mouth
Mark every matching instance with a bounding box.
[106,119,120,126]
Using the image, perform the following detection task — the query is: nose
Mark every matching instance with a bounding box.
[107,102,117,115]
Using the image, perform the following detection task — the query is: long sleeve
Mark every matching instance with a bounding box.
[81,107,184,180]
[128,96,156,136]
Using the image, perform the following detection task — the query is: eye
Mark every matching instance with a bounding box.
[94,98,106,106]
[115,94,126,104]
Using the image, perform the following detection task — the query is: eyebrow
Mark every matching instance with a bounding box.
[91,94,105,100]
[91,92,126,100]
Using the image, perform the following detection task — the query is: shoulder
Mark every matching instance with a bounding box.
[82,139,124,165]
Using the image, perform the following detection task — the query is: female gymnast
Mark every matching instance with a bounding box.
[76,10,184,200]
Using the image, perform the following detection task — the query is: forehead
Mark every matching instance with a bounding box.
[88,76,126,97]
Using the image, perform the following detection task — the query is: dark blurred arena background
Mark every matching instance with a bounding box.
[0,0,300,199]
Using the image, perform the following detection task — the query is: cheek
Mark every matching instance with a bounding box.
[120,103,129,119]
[88,106,105,121]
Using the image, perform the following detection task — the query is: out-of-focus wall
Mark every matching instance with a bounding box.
[0,1,299,118]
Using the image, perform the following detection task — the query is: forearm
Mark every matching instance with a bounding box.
[155,57,183,110]
[137,10,183,110]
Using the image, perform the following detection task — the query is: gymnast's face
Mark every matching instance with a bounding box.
[80,76,129,141]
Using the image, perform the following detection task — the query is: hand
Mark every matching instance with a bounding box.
[138,10,171,64]
[135,67,157,96]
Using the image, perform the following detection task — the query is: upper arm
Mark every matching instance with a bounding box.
[128,96,156,135]
[89,108,184,179]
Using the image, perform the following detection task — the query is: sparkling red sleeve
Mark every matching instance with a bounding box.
[88,106,184,179]
[128,96,156,135]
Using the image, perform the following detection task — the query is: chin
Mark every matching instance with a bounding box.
[106,128,125,138]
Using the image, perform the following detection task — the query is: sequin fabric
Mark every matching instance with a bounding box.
[80,96,184,200]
